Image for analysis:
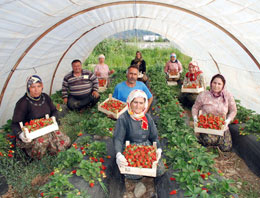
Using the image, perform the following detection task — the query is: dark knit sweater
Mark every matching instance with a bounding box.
[11,93,58,137]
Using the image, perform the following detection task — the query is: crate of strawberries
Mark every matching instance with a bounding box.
[168,71,180,79]
[194,114,226,136]
[181,83,204,93]
[98,94,128,119]
[19,115,59,140]
[98,78,107,92]
[118,141,160,177]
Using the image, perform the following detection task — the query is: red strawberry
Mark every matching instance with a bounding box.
[169,190,177,195]
[89,183,94,188]
[170,177,176,181]
[71,170,77,174]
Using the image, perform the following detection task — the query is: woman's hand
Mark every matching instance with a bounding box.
[19,132,32,143]
[193,116,198,128]
[224,118,231,128]
[156,148,162,161]
[116,152,128,167]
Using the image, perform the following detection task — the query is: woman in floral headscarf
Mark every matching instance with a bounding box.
[11,75,71,159]
[179,61,206,108]
[113,90,165,179]
[183,61,206,90]
[192,74,237,151]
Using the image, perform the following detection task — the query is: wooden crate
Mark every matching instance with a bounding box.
[98,94,128,119]
[194,123,226,136]
[98,78,108,93]
[19,115,59,140]
[167,81,178,86]
[168,73,180,79]
[181,85,204,93]
[118,141,160,177]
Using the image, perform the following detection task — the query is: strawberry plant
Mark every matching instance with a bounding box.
[123,144,157,168]
[55,147,83,170]
[76,159,108,195]
[50,90,63,106]
[83,141,107,159]
[39,173,74,197]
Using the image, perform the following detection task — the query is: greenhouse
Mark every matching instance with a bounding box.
[0,0,260,198]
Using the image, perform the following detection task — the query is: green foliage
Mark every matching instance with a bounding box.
[40,173,74,197]
[76,159,102,183]
[84,141,107,159]
[83,38,191,71]
[55,147,83,170]
[77,135,92,146]
[50,90,63,106]
[235,99,255,123]
[0,149,57,197]
[0,119,12,133]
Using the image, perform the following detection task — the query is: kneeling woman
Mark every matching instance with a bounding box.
[11,75,71,159]
[192,74,237,151]
[113,90,165,179]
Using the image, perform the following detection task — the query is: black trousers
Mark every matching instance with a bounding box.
[67,92,100,111]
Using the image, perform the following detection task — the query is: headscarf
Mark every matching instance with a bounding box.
[127,90,149,130]
[210,74,227,102]
[170,53,177,63]
[186,61,202,81]
[26,75,42,101]
[98,54,105,59]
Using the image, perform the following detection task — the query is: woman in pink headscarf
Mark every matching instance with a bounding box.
[192,74,237,151]
[164,53,183,81]
[113,90,165,179]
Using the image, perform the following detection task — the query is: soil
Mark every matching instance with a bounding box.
[213,151,260,198]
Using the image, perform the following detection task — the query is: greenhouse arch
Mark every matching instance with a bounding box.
[0,0,260,124]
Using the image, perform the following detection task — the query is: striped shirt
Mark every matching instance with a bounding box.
[62,69,98,98]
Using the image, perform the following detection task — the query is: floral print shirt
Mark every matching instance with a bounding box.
[192,90,237,120]
[164,60,182,73]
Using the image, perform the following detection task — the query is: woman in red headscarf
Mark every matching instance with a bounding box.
[183,61,206,90]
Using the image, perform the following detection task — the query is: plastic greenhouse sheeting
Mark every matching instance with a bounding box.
[0,0,260,125]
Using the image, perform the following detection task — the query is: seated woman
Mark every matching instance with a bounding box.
[130,51,148,83]
[192,74,237,151]
[179,61,206,108]
[11,75,71,159]
[164,53,182,81]
[113,90,165,179]
[94,54,114,86]
[183,61,206,90]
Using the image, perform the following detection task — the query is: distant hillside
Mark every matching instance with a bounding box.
[110,29,161,40]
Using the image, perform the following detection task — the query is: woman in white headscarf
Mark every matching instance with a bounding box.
[113,90,165,179]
